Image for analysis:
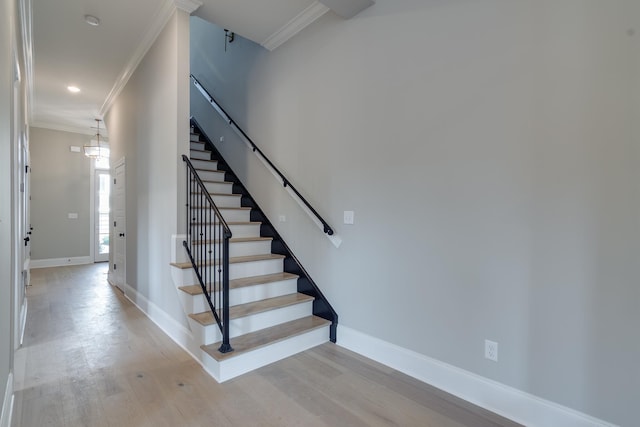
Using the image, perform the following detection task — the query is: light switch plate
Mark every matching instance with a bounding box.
[344,211,354,225]
[68,213,78,219]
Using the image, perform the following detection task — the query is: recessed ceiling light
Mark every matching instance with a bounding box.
[67,86,81,93]
[84,14,100,26]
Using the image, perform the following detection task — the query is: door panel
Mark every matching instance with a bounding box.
[113,162,126,291]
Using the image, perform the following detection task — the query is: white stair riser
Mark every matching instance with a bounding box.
[189,208,250,222]
[190,240,271,258]
[191,159,219,170]
[180,279,298,313]
[190,134,201,142]
[190,150,211,160]
[196,170,226,181]
[203,181,233,194]
[230,258,283,279]
[190,141,205,150]
[206,325,330,382]
[171,258,284,286]
[219,209,250,222]
[228,222,260,238]
[230,240,272,257]
[214,194,241,208]
[188,300,313,344]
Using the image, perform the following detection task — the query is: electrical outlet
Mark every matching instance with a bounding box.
[278,215,286,222]
[485,340,498,362]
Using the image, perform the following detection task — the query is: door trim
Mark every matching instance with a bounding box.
[110,157,126,292]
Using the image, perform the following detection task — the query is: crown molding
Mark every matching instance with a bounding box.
[173,0,203,14]
[261,1,330,51]
[30,121,105,137]
[319,0,375,19]
[100,0,177,116]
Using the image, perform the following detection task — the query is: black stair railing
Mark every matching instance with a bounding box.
[190,118,339,343]
[182,154,233,353]
[190,74,335,237]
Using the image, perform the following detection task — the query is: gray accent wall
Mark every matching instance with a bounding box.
[30,127,91,260]
[190,1,640,425]
[104,10,190,329]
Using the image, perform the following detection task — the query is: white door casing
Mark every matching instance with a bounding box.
[112,160,126,292]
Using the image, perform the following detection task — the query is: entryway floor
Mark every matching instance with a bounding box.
[11,264,522,427]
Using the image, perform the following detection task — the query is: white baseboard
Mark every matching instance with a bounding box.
[124,283,193,346]
[122,283,223,381]
[30,256,92,269]
[1,373,14,427]
[337,326,617,427]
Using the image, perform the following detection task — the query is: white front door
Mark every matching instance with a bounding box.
[94,170,110,262]
[112,160,126,291]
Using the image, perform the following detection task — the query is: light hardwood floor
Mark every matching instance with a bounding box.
[12,264,522,427]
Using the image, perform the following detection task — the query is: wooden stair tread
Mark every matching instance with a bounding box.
[171,253,285,269]
[191,236,273,245]
[231,253,284,263]
[189,293,314,326]
[194,168,225,173]
[190,206,251,210]
[192,158,217,163]
[230,272,298,288]
[202,315,330,361]
[178,285,204,295]
[191,192,241,197]
[189,221,262,229]
[198,179,230,184]
[178,272,299,295]
[189,221,261,226]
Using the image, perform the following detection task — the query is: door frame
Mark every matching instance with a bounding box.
[110,157,126,292]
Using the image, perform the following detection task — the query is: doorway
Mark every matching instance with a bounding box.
[94,169,110,262]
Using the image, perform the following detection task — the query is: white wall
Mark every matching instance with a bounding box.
[30,127,91,262]
[104,10,190,330]
[190,1,640,425]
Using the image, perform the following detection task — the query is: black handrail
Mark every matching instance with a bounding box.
[182,154,233,353]
[190,74,335,236]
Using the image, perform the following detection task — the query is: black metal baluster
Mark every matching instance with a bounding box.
[182,155,233,352]
[219,231,232,353]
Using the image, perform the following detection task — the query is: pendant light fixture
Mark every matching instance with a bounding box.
[84,118,105,158]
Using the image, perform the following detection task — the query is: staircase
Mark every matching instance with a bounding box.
[170,125,335,382]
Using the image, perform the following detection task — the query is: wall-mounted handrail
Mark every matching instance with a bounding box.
[182,154,233,354]
[190,74,336,238]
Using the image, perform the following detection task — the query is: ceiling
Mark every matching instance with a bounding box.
[28,0,373,136]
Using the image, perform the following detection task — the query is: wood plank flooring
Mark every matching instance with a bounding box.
[11,264,522,427]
